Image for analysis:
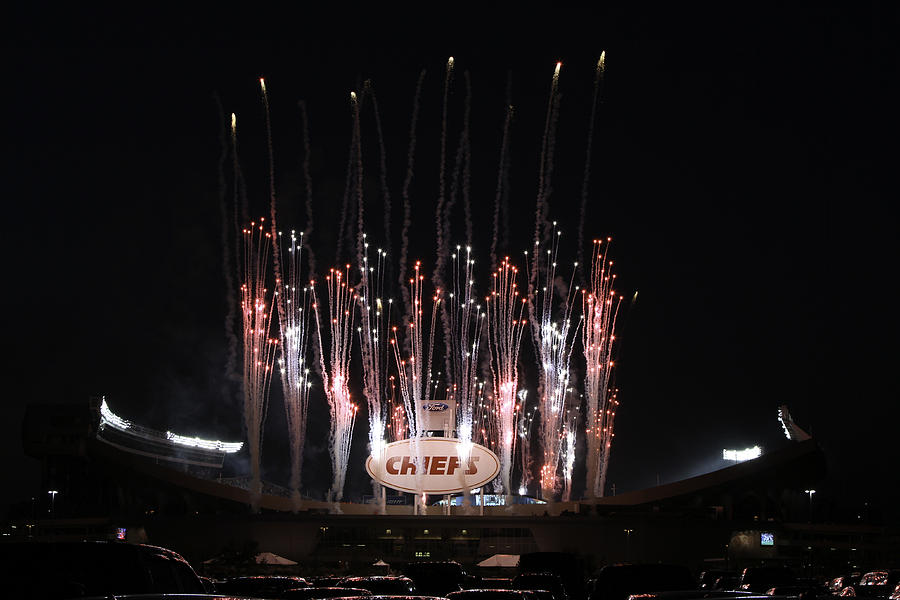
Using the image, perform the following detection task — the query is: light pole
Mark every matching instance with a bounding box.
[804,489,815,522]
[48,490,58,518]
[624,528,634,561]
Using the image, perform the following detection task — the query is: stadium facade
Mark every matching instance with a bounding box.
[11,395,898,578]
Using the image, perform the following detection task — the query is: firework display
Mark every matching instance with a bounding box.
[582,239,623,499]
[239,220,279,512]
[312,266,359,505]
[226,56,624,510]
[274,230,314,512]
[527,227,582,500]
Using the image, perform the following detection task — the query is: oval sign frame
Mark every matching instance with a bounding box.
[366,437,500,494]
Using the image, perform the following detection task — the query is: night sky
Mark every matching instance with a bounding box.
[5,5,898,519]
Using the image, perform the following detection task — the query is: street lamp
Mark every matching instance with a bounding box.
[624,528,634,561]
[804,489,815,522]
[48,490,58,518]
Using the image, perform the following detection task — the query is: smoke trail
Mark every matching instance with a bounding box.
[214,96,241,403]
[439,70,472,381]
[578,52,606,284]
[581,238,623,498]
[349,92,366,269]
[335,93,359,266]
[260,79,286,313]
[362,81,394,262]
[297,100,318,278]
[491,103,513,271]
[532,62,561,259]
[240,221,279,512]
[500,75,512,258]
[274,231,314,512]
[462,128,473,248]
[398,70,426,326]
[231,114,249,247]
[542,89,562,247]
[450,71,473,249]
[432,57,454,299]
[311,265,359,506]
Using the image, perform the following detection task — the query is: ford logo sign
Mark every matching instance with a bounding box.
[423,402,449,412]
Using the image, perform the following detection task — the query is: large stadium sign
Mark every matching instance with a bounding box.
[366,437,500,494]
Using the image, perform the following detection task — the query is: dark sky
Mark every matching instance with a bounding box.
[5,5,897,518]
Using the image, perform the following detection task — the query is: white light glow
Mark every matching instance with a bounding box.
[100,398,131,430]
[723,446,762,462]
[165,431,243,453]
[99,397,243,454]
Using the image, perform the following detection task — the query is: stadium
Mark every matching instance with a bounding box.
[17,393,897,580]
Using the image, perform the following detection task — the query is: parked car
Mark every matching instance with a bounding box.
[624,591,755,600]
[448,590,540,600]
[78,596,283,600]
[474,578,515,590]
[766,584,828,599]
[404,560,469,596]
[309,576,349,587]
[588,563,698,600]
[512,572,568,600]
[282,587,374,600]
[844,570,900,599]
[713,576,742,591]
[338,576,418,595]
[199,575,218,593]
[699,572,738,591]
[738,567,796,594]
[0,540,207,599]
[828,575,862,595]
[519,552,586,600]
[360,596,452,600]
[216,575,310,597]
